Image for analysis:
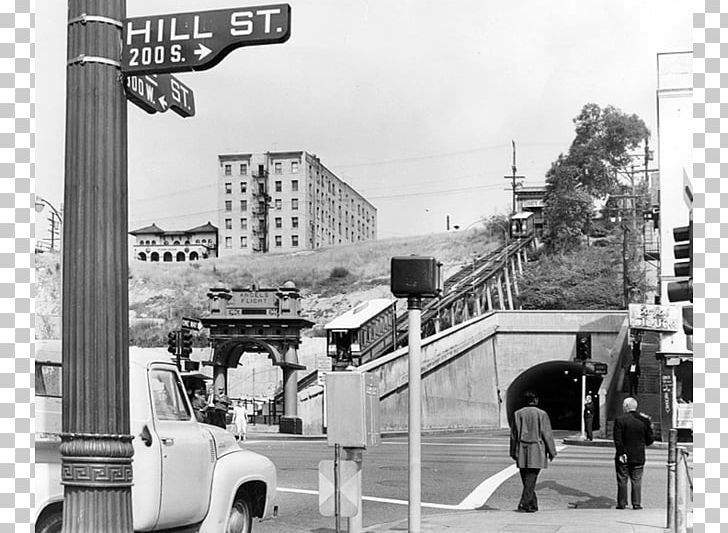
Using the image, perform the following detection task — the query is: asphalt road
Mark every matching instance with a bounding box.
[243,430,675,533]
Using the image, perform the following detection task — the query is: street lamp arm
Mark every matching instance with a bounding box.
[35,195,63,223]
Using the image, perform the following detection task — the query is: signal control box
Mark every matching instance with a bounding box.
[325,372,380,448]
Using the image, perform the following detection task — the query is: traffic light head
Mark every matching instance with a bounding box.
[576,333,591,361]
[181,330,193,358]
[167,330,177,355]
[668,221,692,302]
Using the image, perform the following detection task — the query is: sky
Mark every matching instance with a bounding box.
[36,0,693,240]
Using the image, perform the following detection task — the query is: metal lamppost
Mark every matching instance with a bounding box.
[60,1,134,531]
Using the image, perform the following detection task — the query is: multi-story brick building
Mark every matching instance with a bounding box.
[129,222,218,262]
[216,151,377,255]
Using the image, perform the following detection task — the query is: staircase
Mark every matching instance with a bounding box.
[605,330,663,439]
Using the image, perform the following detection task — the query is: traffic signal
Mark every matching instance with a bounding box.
[576,333,591,361]
[181,330,193,358]
[682,305,693,337]
[167,330,178,355]
[667,222,692,302]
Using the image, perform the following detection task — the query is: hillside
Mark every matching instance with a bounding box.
[35,229,501,344]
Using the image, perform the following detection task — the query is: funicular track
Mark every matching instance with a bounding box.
[282,235,536,402]
[359,236,535,365]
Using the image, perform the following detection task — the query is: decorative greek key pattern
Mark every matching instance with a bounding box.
[61,460,134,487]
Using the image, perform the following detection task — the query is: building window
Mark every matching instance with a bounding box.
[275,235,282,247]
[225,218,232,230]
[225,200,232,211]
[291,198,299,210]
[275,180,282,192]
[240,236,247,248]
[275,217,282,229]
[240,163,247,175]
[291,217,299,228]
[225,182,232,194]
[224,164,231,176]
[274,199,282,210]
[225,237,232,248]
[240,200,247,211]
[274,162,282,174]
[292,180,299,192]
[240,181,247,193]
[291,161,299,173]
[241,218,248,230]
[291,235,299,247]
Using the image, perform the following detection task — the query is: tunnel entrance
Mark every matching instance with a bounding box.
[507,361,604,430]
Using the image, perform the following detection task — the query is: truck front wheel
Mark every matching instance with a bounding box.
[35,509,63,533]
[226,496,253,533]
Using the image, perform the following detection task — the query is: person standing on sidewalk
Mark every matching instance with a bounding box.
[583,395,595,441]
[233,400,248,441]
[613,397,654,510]
[509,391,558,513]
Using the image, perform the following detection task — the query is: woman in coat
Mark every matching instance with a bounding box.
[509,391,558,512]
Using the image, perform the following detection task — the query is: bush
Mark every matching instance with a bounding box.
[518,246,623,310]
[329,267,351,279]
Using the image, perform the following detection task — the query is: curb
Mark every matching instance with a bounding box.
[562,434,692,451]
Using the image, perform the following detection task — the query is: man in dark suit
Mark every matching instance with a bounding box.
[510,391,558,512]
[613,397,654,509]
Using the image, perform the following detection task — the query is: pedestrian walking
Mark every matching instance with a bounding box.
[613,397,654,510]
[583,395,595,441]
[509,391,558,513]
[233,400,248,441]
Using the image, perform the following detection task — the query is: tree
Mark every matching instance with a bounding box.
[543,156,595,252]
[543,103,649,255]
[568,104,650,197]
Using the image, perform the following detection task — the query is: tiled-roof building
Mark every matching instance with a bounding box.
[129,222,218,262]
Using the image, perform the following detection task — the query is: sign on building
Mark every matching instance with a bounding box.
[628,303,681,332]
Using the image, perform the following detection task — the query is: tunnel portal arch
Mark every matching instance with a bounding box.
[507,360,604,431]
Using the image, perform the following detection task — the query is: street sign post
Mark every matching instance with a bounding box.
[122,4,291,74]
[125,74,196,117]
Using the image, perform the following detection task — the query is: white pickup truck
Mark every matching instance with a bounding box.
[35,344,277,533]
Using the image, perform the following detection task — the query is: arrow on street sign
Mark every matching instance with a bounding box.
[181,317,204,331]
[121,4,291,75]
[125,74,196,117]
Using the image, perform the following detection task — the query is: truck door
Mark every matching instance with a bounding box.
[149,367,214,529]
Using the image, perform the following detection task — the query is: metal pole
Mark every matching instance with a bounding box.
[666,428,677,530]
[345,447,364,533]
[675,447,687,533]
[580,365,586,439]
[334,443,341,533]
[407,296,422,533]
[61,0,134,530]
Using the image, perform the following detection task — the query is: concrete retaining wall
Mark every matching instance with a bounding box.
[355,310,627,432]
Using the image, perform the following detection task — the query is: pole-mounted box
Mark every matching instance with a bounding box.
[390,256,441,298]
[325,372,380,448]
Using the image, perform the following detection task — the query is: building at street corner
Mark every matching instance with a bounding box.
[655,50,692,441]
[129,221,218,262]
[216,151,377,256]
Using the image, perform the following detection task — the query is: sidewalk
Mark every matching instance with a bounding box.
[364,508,678,533]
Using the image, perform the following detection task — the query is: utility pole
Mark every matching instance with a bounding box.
[61,1,134,531]
[503,140,525,214]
